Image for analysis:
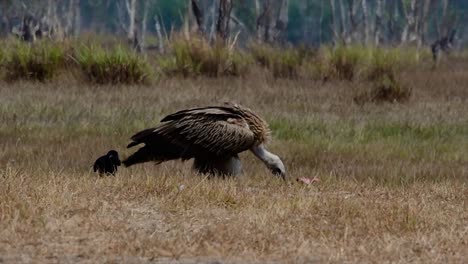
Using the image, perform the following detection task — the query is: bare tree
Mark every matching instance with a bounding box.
[216,0,233,41]
[14,0,83,41]
[0,0,23,37]
[9,1,54,42]
[208,0,217,41]
[338,0,346,42]
[73,0,81,37]
[345,0,360,43]
[296,0,315,45]
[191,0,204,34]
[361,0,369,44]
[419,0,432,45]
[329,0,339,43]
[2,0,463,48]
[255,0,289,43]
[400,0,418,44]
[328,0,363,44]
[386,0,400,44]
[13,15,40,42]
[374,0,383,46]
[117,0,148,52]
[255,0,268,41]
[319,0,325,44]
[139,0,149,52]
[42,0,82,40]
[154,15,164,53]
[438,0,449,37]
[64,0,74,35]
[117,0,137,40]
[276,0,289,43]
[254,0,262,40]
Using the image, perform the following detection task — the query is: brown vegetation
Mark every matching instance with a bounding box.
[0,55,467,263]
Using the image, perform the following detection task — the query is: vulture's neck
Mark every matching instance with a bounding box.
[250,144,283,170]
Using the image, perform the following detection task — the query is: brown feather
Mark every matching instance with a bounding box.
[156,115,255,156]
[124,103,271,166]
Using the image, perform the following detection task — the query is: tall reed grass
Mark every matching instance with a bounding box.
[74,45,151,84]
[1,40,65,82]
[158,36,251,77]
[0,37,429,91]
[249,43,303,78]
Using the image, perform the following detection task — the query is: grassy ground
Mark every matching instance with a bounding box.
[0,60,467,263]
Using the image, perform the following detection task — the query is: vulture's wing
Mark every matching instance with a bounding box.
[127,127,157,148]
[159,115,255,157]
[127,106,256,159]
[160,105,240,122]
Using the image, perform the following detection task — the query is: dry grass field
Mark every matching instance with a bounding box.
[0,59,467,263]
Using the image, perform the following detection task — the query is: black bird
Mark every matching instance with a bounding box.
[93,150,121,176]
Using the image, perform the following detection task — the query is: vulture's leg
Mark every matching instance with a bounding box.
[193,155,242,177]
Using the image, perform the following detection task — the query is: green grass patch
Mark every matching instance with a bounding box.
[269,117,467,162]
[1,40,65,82]
[250,43,303,78]
[315,45,427,82]
[271,117,466,144]
[0,38,431,83]
[74,45,151,84]
[324,45,368,81]
[159,37,251,77]
[354,75,412,104]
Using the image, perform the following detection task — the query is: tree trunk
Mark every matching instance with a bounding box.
[73,0,81,37]
[374,0,383,46]
[419,0,432,45]
[440,0,448,37]
[319,0,324,44]
[338,0,347,42]
[255,0,288,43]
[401,0,418,44]
[191,0,204,34]
[387,0,399,44]
[65,0,75,36]
[140,0,148,53]
[329,0,338,43]
[274,0,288,43]
[256,0,272,42]
[154,15,164,53]
[126,0,136,41]
[346,0,359,43]
[209,0,217,41]
[254,0,262,40]
[116,0,137,41]
[361,0,369,44]
[216,0,233,41]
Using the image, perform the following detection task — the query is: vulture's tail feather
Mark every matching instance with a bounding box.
[122,146,154,167]
[123,135,188,167]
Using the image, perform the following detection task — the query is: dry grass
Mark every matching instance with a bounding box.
[0,59,467,263]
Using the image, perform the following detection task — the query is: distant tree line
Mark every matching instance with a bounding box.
[0,0,466,49]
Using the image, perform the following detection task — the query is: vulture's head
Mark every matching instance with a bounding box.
[268,155,286,180]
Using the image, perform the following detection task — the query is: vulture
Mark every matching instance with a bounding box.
[93,150,121,176]
[122,103,286,178]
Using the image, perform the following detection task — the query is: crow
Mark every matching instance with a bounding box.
[93,150,121,176]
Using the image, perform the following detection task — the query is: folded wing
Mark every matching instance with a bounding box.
[123,106,256,166]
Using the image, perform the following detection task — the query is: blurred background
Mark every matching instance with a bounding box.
[1,0,466,49]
